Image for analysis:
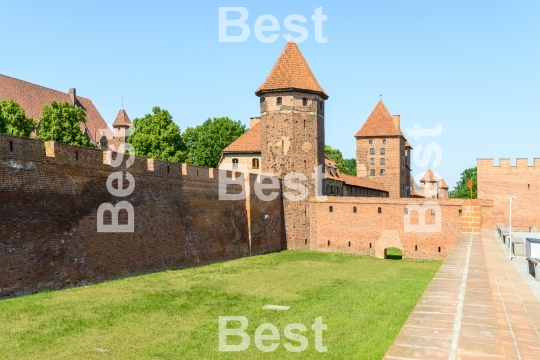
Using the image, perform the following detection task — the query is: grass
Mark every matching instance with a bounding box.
[0,250,440,359]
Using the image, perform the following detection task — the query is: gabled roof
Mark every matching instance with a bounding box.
[340,173,388,192]
[0,74,109,145]
[439,178,449,189]
[324,155,342,181]
[355,101,403,138]
[222,122,261,153]
[255,40,328,99]
[112,108,131,127]
[421,168,438,182]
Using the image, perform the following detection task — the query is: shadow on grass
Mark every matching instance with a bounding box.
[385,247,403,260]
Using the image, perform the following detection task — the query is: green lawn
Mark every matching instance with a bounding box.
[0,251,440,359]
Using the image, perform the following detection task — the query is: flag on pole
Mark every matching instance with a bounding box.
[466,178,473,199]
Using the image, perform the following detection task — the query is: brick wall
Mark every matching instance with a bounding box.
[310,197,492,260]
[0,134,284,299]
[478,158,540,230]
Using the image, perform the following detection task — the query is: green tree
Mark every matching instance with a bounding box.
[129,107,186,162]
[324,145,356,176]
[449,166,477,199]
[184,117,246,168]
[0,99,36,137]
[37,101,93,147]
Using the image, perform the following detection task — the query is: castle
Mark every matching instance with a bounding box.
[0,41,529,299]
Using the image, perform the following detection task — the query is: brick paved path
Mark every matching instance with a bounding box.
[384,230,540,359]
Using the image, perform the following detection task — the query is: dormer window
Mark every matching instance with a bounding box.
[277,97,282,106]
[302,98,307,106]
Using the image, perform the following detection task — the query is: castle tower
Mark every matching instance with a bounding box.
[420,168,439,198]
[255,40,328,250]
[112,108,132,151]
[355,101,411,198]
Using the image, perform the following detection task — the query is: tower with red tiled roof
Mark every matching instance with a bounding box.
[112,107,132,151]
[256,40,327,250]
[355,101,412,198]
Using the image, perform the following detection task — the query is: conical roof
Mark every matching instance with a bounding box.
[255,40,328,99]
[355,101,403,137]
[421,168,438,182]
[112,108,131,127]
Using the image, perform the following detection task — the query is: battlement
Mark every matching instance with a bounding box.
[0,133,246,182]
[477,158,540,169]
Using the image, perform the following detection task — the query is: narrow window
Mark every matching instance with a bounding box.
[380,148,386,155]
[304,119,306,128]
[329,206,333,212]
[438,247,441,253]
[252,158,259,169]
[415,245,418,251]
[380,169,385,175]
[9,141,13,152]
[302,97,307,106]
[348,241,351,247]
[370,148,375,155]
[378,207,382,214]
[167,165,170,173]
[369,139,373,144]
[383,139,386,144]
[369,243,372,248]
[232,158,238,169]
[328,240,330,246]
[75,151,79,160]
[320,101,323,110]
[353,206,357,213]
[305,239,307,245]
[281,139,284,148]
[528,184,531,190]
[196,170,199,176]
[304,160,307,169]
[380,158,385,165]
[277,97,282,105]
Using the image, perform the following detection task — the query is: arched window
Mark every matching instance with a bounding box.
[380,158,385,165]
[369,139,373,144]
[302,97,307,106]
[232,158,239,169]
[380,148,386,155]
[380,169,386,175]
[277,97,282,105]
[383,139,387,144]
[370,169,375,176]
[252,158,259,169]
[370,148,375,155]
[370,158,375,165]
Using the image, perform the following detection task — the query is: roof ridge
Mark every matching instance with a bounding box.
[0,74,75,98]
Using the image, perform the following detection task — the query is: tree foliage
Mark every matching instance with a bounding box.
[449,166,477,199]
[324,145,356,176]
[184,117,246,168]
[128,107,186,162]
[0,99,37,137]
[37,101,93,147]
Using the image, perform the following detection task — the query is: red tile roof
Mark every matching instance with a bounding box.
[340,173,388,192]
[421,168,438,182]
[0,74,109,146]
[112,108,131,127]
[222,122,261,153]
[255,40,328,99]
[439,178,449,189]
[355,101,407,139]
[324,155,342,181]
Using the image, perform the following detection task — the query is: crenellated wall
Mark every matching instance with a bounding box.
[0,134,284,298]
[477,158,540,230]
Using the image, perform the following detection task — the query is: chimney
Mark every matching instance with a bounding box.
[392,114,400,130]
[250,117,260,129]
[68,88,76,105]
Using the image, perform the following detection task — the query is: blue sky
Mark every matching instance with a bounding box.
[1,1,539,189]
